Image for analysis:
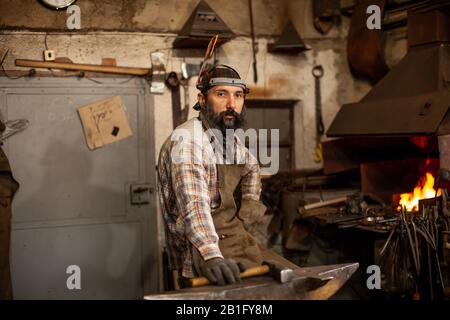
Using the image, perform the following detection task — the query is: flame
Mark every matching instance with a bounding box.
[398,172,441,212]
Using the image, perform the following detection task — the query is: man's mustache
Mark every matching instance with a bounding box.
[203,103,247,131]
[213,109,245,130]
[221,109,240,119]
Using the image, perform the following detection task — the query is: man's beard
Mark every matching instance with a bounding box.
[205,104,246,132]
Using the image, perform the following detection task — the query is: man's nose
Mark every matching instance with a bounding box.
[226,94,236,110]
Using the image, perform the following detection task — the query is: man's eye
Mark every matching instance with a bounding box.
[235,93,243,98]
[217,92,226,97]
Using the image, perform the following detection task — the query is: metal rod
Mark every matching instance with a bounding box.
[380,226,396,256]
[301,196,347,211]
[412,220,421,274]
[248,0,258,83]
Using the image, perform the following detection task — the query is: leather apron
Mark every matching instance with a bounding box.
[211,163,266,269]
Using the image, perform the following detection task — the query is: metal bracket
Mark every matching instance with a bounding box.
[130,183,152,205]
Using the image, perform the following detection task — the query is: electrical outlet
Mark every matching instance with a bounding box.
[44,50,55,61]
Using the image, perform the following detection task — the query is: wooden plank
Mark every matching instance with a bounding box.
[15,59,151,76]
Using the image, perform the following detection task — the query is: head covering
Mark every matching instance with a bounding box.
[193,64,249,110]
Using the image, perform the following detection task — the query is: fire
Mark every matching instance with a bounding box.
[398,172,441,212]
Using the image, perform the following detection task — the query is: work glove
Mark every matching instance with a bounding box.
[192,247,246,286]
[238,199,267,231]
[199,257,245,286]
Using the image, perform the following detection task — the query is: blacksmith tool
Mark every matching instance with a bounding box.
[313,0,340,34]
[298,196,347,215]
[188,260,293,288]
[313,65,324,163]
[379,225,396,256]
[165,71,189,129]
[144,262,359,300]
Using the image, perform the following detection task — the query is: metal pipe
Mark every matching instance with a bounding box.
[300,196,347,211]
[248,0,258,83]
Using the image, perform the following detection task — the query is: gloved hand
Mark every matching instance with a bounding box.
[238,199,267,231]
[199,257,244,286]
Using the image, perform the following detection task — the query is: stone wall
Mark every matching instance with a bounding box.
[0,0,390,170]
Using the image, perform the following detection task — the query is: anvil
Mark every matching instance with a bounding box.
[144,248,359,300]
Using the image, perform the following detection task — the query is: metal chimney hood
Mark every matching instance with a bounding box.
[173,0,235,49]
[267,20,311,54]
[327,5,450,137]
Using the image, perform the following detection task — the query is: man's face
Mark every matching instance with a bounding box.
[198,85,246,131]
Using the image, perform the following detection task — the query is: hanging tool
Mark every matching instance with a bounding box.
[166,71,188,129]
[180,76,192,128]
[313,0,341,35]
[0,119,29,142]
[150,51,167,94]
[0,49,9,68]
[248,0,258,83]
[312,65,325,163]
[347,0,389,84]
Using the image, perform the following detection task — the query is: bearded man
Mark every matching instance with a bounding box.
[157,65,267,287]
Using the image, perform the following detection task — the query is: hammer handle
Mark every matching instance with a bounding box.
[190,264,270,287]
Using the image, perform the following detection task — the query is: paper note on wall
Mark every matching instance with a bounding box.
[78,96,132,150]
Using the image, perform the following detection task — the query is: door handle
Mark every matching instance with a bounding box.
[130,183,152,205]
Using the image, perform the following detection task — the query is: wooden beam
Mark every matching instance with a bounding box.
[15,59,151,76]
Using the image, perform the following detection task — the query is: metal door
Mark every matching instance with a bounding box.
[0,77,158,299]
[245,105,294,172]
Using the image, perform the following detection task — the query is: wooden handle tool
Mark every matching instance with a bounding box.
[190,264,270,288]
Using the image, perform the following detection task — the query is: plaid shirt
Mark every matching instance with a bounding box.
[157,117,261,278]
